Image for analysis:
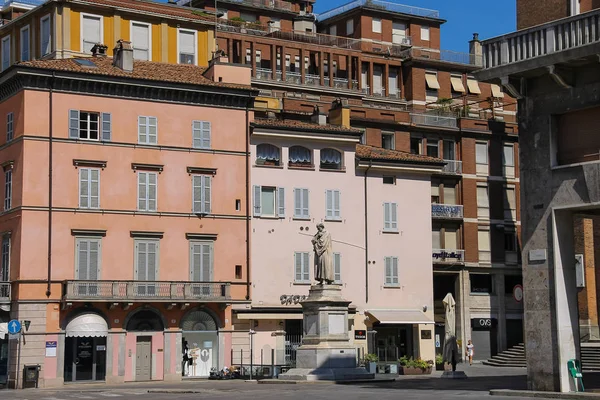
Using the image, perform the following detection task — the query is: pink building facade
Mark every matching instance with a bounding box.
[0,48,255,387]
[233,105,444,368]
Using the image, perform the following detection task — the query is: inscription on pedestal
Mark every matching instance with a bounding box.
[328,314,345,335]
[305,315,318,335]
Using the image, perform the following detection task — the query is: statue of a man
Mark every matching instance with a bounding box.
[312,223,334,284]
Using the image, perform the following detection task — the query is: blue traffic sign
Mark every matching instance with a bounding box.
[7,319,21,334]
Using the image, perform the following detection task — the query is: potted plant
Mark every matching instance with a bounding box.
[435,354,444,371]
[364,353,378,374]
[398,356,432,375]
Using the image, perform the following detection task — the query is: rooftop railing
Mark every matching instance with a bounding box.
[481,8,600,69]
[317,0,439,22]
[401,47,482,66]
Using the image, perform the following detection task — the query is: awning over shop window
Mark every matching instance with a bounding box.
[366,309,433,325]
[450,76,465,93]
[0,322,7,339]
[491,84,505,98]
[66,313,108,337]
[236,313,303,320]
[425,72,440,90]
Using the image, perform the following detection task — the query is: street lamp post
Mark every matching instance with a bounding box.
[249,329,256,380]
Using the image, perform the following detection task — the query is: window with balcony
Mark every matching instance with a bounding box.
[131,22,151,60]
[138,116,157,145]
[192,120,211,149]
[135,239,159,296]
[294,251,310,284]
[4,170,11,211]
[81,14,102,55]
[478,227,491,263]
[320,148,342,170]
[504,230,518,265]
[410,136,423,155]
[466,76,481,95]
[178,29,196,65]
[372,65,383,96]
[372,17,382,33]
[240,12,257,22]
[571,0,581,15]
[69,110,112,141]
[431,183,440,203]
[325,189,341,221]
[470,273,493,294]
[382,132,395,150]
[289,146,312,168]
[79,168,100,209]
[389,69,399,98]
[346,19,354,35]
[425,71,440,101]
[443,140,456,160]
[329,25,337,36]
[384,256,399,287]
[41,14,51,56]
[503,143,515,177]
[475,141,488,175]
[383,202,398,232]
[256,144,281,166]
[190,241,213,288]
[450,74,465,95]
[192,175,211,214]
[504,186,517,221]
[253,185,284,218]
[477,184,489,219]
[75,237,101,296]
[138,172,157,212]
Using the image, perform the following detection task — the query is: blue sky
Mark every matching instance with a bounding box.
[314,0,517,53]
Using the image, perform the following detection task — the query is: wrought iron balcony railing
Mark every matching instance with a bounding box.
[0,282,10,302]
[431,204,464,219]
[63,280,231,302]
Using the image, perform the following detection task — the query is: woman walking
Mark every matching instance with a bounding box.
[466,340,474,366]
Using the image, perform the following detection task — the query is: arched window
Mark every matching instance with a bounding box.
[289,146,312,167]
[320,148,342,170]
[256,144,280,166]
[126,309,165,331]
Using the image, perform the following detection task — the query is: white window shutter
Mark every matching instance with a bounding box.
[303,252,309,282]
[90,169,100,208]
[77,239,88,279]
[138,172,147,211]
[79,168,89,208]
[334,253,341,282]
[192,175,202,213]
[392,257,399,284]
[192,121,202,148]
[202,243,212,281]
[302,188,309,218]
[326,189,333,219]
[384,203,391,230]
[202,175,211,214]
[101,113,111,141]
[294,188,301,218]
[190,242,201,281]
[277,187,285,218]
[148,117,157,144]
[69,109,80,139]
[334,190,341,219]
[148,173,157,211]
[202,121,211,149]
[89,239,99,280]
[147,241,157,281]
[253,185,262,216]
[138,116,147,143]
[391,203,398,230]
[385,257,392,285]
[294,252,302,282]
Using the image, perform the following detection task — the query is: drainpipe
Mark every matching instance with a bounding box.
[46,72,55,297]
[364,160,372,304]
[245,102,251,301]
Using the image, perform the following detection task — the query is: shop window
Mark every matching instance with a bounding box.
[470,273,494,294]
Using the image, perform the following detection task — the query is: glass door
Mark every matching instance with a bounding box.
[75,338,94,381]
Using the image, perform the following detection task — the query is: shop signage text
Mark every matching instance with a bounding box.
[280,294,307,305]
[472,318,496,328]
[354,330,366,340]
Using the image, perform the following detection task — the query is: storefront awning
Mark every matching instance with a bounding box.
[66,313,108,337]
[366,310,433,325]
[236,313,303,320]
[0,322,7,339]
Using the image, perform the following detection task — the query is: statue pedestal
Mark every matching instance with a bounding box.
[279,285,374,381]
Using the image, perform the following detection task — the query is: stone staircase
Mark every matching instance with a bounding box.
[582,342,600,371]
[482,343,526,367]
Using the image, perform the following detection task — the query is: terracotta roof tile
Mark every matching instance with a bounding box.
[16,57,253,90]
[251,118,362,134]
[70,0,214,24]
[356,144,445,165]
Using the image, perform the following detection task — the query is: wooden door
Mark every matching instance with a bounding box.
[135,336,152,381]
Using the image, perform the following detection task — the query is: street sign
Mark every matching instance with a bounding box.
[513,284,524,303]
[7,319,21,334]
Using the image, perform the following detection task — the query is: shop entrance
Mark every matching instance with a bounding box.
[63,312,108,382]
[374,325,413,362]
[181,310,219,378]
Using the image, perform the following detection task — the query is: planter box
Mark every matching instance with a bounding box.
[398,366,432,375]
[435,363,445,371]
[366,362,377,374]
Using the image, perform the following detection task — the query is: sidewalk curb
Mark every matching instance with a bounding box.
[490,389,600,398]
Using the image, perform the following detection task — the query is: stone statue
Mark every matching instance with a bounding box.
[312,223,334,284]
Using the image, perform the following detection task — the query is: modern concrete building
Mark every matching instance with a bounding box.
[0,46,256,387]
[238,103,443,368]
[476,0,600,392]
[178,0,523,362]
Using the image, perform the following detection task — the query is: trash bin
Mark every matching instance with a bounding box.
[567,359,584,393]
[23,365,40,389]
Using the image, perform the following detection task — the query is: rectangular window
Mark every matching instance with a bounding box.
[383,202,398,232]
[6,112,13,142]
[4,170,11,211]
[253,186,284,218]
[504,230,518,265]
[444,228,458,249]
[443,140,455,160]
[392,22,407,44]
[384,256,399,286]
[81,14,102,54]
[421,25,430,41]
[477,185,489,219]
[443,183,457,205]
[372,17,382,33]
[450,74,465,93]
[75,237,101,296]
[431,183,440,203]
[138,172,157,212]
[475,142,488,175]
[294,252,310,283]
[425,71,440,100]
[346,19,354,35]
[329,25,337,36]
[294,188,309,219]
[240,12,256,22]
[138,116,158,145]
[325,189,341,221]
[504,186,517,220]
[192,120,211,149]
[131,22,151,60]
[76,111,99,140]
[41,15,51,56]
[383,176,396,185]
[389,69,399,97]
[1,236,9,283]
[20,26,30,61]
[1,35,10,71]
[432,227,441,249]
[192,175,211,214]
[69,110,111,141]
[410,137,422,155]
[571,0,581,15]
[503,144,515,177]
[334,253,341,284]
[470,273,493,294]
[190,241,213,289]
[427,139,439,157]
[178,29,196,65]
[135,240,159,296]
[478,228,491,263]
[79,168,100,209]
[382,132,395,150]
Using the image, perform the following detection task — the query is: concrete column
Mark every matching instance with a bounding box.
[319,51,325,86]
[457,270,470,360]
[496,272,507,352]
[300,48,306,84]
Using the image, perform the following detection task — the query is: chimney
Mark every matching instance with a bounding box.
[328,98,351,128]
[311,105,327,126]
[113,40,134,73]
[469,33,483,67]
[91,44,108,57]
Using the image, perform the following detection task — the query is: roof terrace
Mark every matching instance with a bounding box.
[317,0,440,22]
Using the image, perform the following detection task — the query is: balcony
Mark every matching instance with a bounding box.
[226,0,293,11]
[256,68,273,81]
[0,282,10,302]
[63,280,231,302]
[410,113,457,128]
[478,9,600,80]
[431,204,463,219]
[316,0,440,22]
[371,87,386,97]
[441,160,462,174]
[432,249,465,264]
[400,47,483,66]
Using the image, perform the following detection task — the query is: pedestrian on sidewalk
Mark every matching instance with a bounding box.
[466,340,474,366]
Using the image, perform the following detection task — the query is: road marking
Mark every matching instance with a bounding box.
[97,394,122,397]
